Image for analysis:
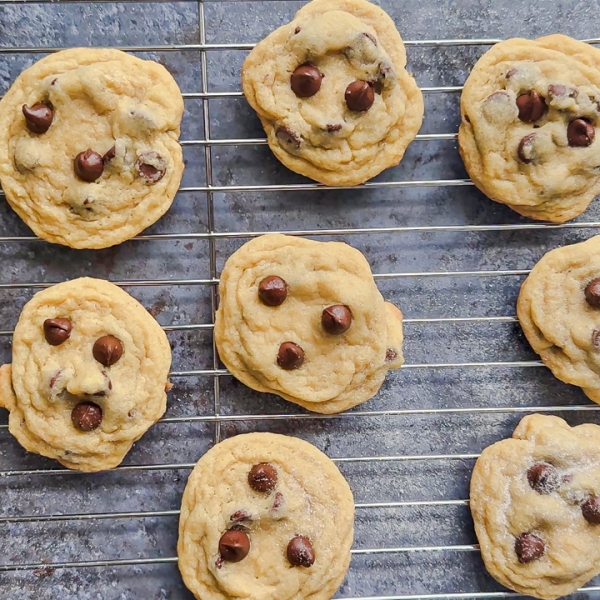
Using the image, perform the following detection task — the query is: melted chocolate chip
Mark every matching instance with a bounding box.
[277,342,304,370]
[585,278,600,308]
[136,151,166,184]
[49,369,63,389]
[517,133,537,164]
[276,126,301,149]
[71,402,102,432]
[505,68,519,79]
[321,305,352,335]
[103,146,116,164]
[548,84,579,100]
[218,529,250,563]
[258,276,287,306]
[22,103,54,134]
[386,348,398,362]
[93,335,123,367]
[516,91,547,123]
[592,328,600,349]
[291,64,323,98]
[515,533,545,563]
[582,496,600,524]
[287,535,315,567]
[272,491,284,510]
[568,119,595,147]
[363,32,377,45]
[327,124,343,132]
[294,26,301,34]
[345,80,375,112]
[43,318,72,346]
[527,463,560,494]
[74,150,104,182]
[230,510,251,522]
[248,463,278,493]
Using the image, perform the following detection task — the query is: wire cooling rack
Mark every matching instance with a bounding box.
[3,1,600,599]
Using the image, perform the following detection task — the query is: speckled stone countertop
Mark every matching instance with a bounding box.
[1,1,600,599]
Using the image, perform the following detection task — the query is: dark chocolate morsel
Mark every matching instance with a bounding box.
[74,149,104,182]
[258,276,288,306]
[71,402,102,432]
[527,463,560,494]
[386,348,398,362]
[515,533,545,563]
[218,529,250,563]
[517,133,537,164]
[22,103,54,134]
[548,84,579,99]
[43,318,72,346]
[585,278,600,308]
[582,496,600,524]
[248,463,278,493]
[327,124,343,132]
[277,342,304,370]
[93,335,123,367]
[345,80,375,112]
[230,510,251,522]
[516,90,547,123]
[592,328,600,349]
[103,146,116,164]
[136,151,166,184]
[568,119,595,147]
[290,64,323,98]
[287,535,315,567]
[321,305,352,335]
[276,126,301,149]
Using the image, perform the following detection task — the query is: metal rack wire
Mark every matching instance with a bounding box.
[2,1,600,598]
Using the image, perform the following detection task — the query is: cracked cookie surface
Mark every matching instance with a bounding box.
[517,235,600,404]
[471,415,600,599]
[214,234,404,414]
[242,0,423,186]
[178,432,354,600]
[0,277,171,471]
[0,48,184,248]
[459,35,600,223]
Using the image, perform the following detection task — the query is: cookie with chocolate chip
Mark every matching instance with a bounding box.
[471,414,600,599]
[0,278,171,471]
[178,432,354,600]
[517,235,600,404]
[242,0,424,186]
[459,35,600,223]
[214,234,404,414]
[0,48,184,248]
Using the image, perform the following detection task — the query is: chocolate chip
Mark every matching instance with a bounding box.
[272,491,284,510]
[277,342,304,370]
[363,32,377,45]
[327,124,342,132]
[345,80,375,112]
[386,348,397,362]
[230,510,251,522]
[568,119,595,147]
[43,318,72,346]
[49,369,63,389]
[136,151,166,184]
[291,64,323,98]
[593,329,600,349]
[74,149,104,182]
[22,103,53,134]
[516,91,547,123]
[103,146,116,164]
[218,529,250,563]
[71,402,102,432]
[93,335,123,367]
[585,278,600,308]
[548,84,578,100]
[287,535,315,567]
[527,463,560,494]
[258,276,287,306]
[515,533,545,563]
[506,68,519,79]
[276,126,301,149]
[294,26,301,34]
[321,305,352,335]
[517,133,536,164]
[582,496,600,524]
[248,463,278,493]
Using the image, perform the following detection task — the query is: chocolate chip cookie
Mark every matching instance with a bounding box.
[214,234,404,414]
[471,414,600,599]
[459,35,600,223]
[0,277,171,471]
[242,0,424,186]
[0,48,184,248]
[517,234,600,404]
[178,432,354,600]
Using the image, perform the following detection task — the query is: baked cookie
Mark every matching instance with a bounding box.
[214,234,404,414]
[459,35,600,223]
[0,277,171,472]
[517,235,600,404]
[0,48,184,249]
[471,414,600,599]
[178,432,354,600]
[242,0,424,186]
